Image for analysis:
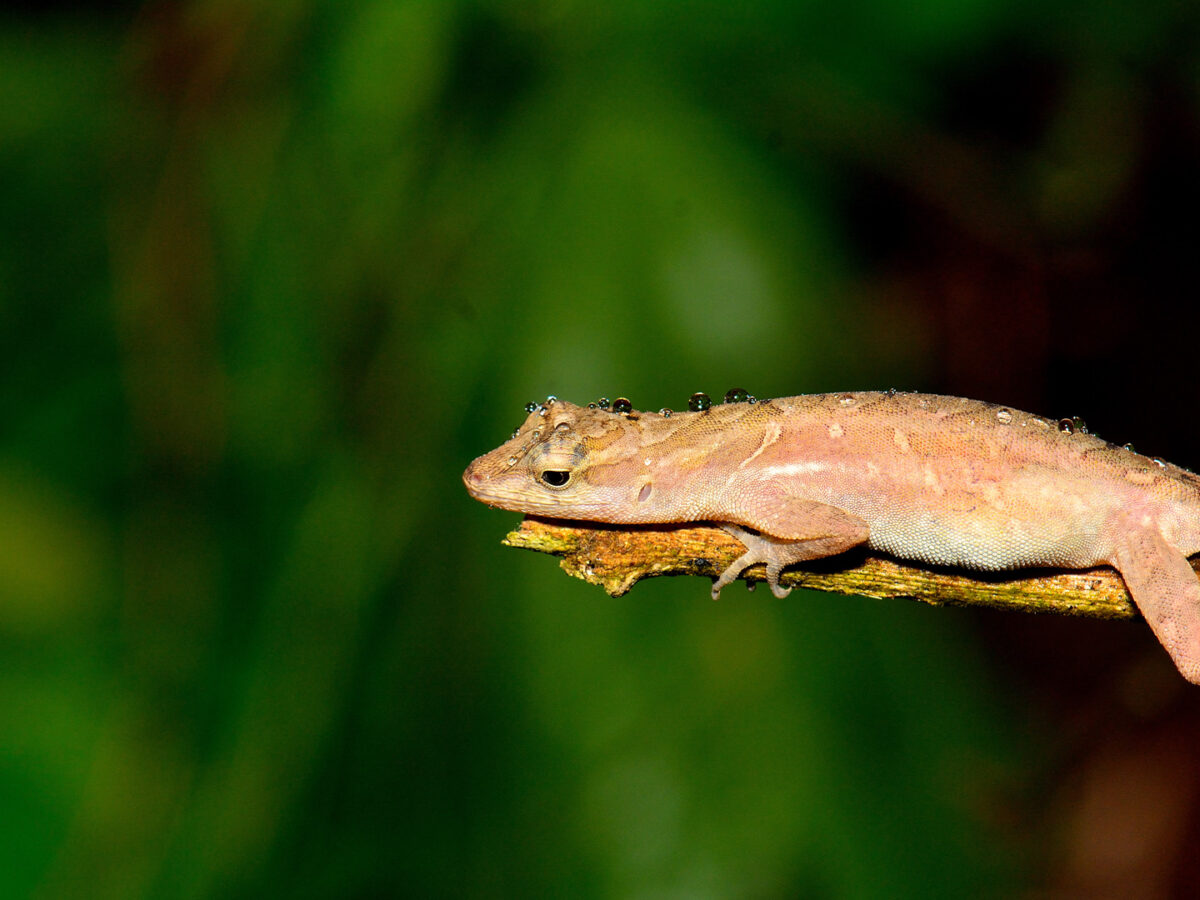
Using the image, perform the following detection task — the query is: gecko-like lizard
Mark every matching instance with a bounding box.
[463,391,1200,684]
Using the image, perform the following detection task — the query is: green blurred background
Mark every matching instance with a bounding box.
[5,1,1200,897]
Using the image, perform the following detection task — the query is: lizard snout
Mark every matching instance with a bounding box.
[462,459,486,495]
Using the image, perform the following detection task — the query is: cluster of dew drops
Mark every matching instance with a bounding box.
[512,391,1162,467]
[1007,408,1159,465]
[522,388,762,421]
[1052,413,1153,460]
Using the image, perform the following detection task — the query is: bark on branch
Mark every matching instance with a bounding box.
[503,516,1148,619]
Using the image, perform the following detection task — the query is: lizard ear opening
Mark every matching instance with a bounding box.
[539,469,571,489]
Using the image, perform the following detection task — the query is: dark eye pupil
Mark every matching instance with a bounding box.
[541,470,570,487]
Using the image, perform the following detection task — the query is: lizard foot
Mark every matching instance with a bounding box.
[711,524,796,600]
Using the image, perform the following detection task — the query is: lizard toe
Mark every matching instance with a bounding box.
[713,539,759,600]
[712,552,753,600]
[766,564,792,598]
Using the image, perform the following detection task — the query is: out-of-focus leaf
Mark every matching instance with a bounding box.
[0,464,106,633]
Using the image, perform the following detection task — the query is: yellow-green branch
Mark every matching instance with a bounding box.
[503,516,1144,619]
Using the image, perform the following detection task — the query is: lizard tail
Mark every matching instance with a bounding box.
[1112,527,1200,685]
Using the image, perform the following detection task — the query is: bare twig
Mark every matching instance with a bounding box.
[503,516,1147,619]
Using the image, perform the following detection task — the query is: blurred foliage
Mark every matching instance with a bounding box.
[4,0,1200,897]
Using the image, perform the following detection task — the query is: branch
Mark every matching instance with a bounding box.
[503,516,1146,620]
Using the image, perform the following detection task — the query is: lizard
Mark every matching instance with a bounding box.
[462,390,1200,684]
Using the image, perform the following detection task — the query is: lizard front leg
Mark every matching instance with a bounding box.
[710,498,870,599]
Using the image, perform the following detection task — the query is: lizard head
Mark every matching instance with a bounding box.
[462,399,648,521]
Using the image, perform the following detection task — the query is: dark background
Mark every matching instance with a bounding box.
[4,1,1200,897]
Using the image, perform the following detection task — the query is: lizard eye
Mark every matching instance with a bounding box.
[539,469,571,488]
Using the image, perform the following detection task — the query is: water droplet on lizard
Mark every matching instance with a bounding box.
[659,408,673,417]
[1123,443,1136,453]
[688,392,712,412]
[524,401,538,413]
[839,394,856,406]
[996,408,1013,424]
[597,397,611,409]
[1153,457,1167,468]
[545,395,558,404]
[1073,416,1089,434]
[612,397,633,413]
[724,388,750,404]
[1058,418,1075,434]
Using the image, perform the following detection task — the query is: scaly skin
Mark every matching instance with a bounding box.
[463,392,1200,684]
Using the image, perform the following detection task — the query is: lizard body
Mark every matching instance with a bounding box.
[463,392,1200,683]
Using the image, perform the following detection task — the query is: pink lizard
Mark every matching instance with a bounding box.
[463,391,1200,684]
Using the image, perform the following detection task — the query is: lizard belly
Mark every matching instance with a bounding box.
[863,508,1106,571]
[839,468,1121,572]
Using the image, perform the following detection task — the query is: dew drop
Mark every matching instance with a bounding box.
[724,388,750,404]
[996,408,1013,424]
[1123,443,1136,453]
[507,456,517,465]
[524,401,538,413]
[1073,416,1089,434]
[613,397,633,414]
[511,430,519,439]
[545,395,558,403]
[1153,457,1167,468]
[688,392,712,412]
[885,387,898,397]
[659,408,673,417]
[839,394,855,406]
[555,422,570,431]
[597,397,611,409]
[587,402,597,408]
[1057,418,1075,434]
